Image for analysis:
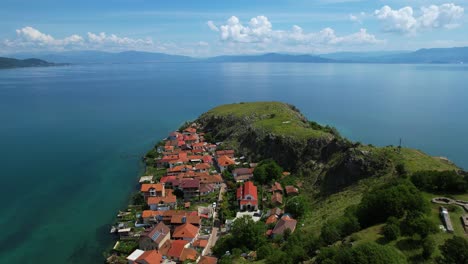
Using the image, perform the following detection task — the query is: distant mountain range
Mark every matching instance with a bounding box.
[7,47,468,65]
[0,57,64,69]
[206,53,333,63]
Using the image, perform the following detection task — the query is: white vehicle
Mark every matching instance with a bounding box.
[212,202,217,208]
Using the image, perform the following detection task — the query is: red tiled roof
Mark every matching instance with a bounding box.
[180,178,200,189]
[272,215,297,235]
[142,210,163,219]
[266,215,279,225]
[195,163,211,170]
[147,195,176,205]
[202,155,213,163]
[217,155,235,166]
[271,192,283,204]
[244,181,258,199]
[199,256,218,264]
[160,176,177,184]
[136,250,162,264]
[167,240,189,259]
[172,223,199,239]
[233,168,253,175]
[193,239,209,248]
[141,183,164,192]
[180,248,198,262]
[271,182,283,192]
[240,200,258,205]
[285,186,299,194]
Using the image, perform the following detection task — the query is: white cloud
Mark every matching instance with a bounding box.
[206,21,219,32]
[375,3,464,34]
[9,26,153,51]
[208,15,383,47]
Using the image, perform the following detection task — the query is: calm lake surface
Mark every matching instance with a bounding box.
[0,63,467,263]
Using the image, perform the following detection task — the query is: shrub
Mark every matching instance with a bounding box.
[383,223,400,241]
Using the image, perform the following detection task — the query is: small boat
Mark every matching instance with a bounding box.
[110,226,117,234]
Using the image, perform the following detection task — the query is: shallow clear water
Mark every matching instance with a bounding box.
[0,62,467,263]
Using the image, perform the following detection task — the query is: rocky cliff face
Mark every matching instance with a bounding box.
[197,103,392,192]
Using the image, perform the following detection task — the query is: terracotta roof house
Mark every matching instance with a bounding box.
[266,214,279,225]
[271,182,283,193]
[129,250,163,264]
[172,222,199,241]
[271,215,297,236]
[139,222,171,250]
[167,240,189,262]
[202,155,213,165]
[217,155,235,172]
[170,214,201,226]
[180,247,198,262]
[200,183,217,195]
[183,127,197,135]
[141,184,165,199]
[237,181,258,211]
[179,178,200,199]
[285,186,299,196]
[216,150,235,158]
[199,174,223,187]
[199,256,218,264]
[147,191,177,211]
[271,192,283,206]
[193,239,209,249]
[232,168,254,182]
[194,163,211,172]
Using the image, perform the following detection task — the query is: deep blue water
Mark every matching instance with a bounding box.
[0,63,467,263]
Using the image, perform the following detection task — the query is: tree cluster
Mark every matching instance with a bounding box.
[253,159,283,185]
[411,170,468,193]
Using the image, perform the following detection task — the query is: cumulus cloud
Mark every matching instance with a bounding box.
[9,26,153,50]
[375,3,464,34]
[208,15,383,47]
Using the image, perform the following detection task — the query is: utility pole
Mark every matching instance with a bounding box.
[398,138,402,153]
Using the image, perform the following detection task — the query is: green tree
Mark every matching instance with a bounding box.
[437,236,468,264]
[257,244,274,260]
[131,192,145,206]
[285,196,307,218]
[400,212,438,238]
[357,179,428,227]
[383,222,400,241]
[230,215,267,250]
[422,236,436,260]
[253,159,283,185]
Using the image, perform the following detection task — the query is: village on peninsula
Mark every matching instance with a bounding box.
[107,122,300,264]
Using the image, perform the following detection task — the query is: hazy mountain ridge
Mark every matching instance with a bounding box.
[7,47,468,64]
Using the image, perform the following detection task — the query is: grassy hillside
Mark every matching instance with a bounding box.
[205,102,333,140]
[201,102,466,263]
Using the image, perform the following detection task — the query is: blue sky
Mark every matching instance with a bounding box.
[1,0,467,56]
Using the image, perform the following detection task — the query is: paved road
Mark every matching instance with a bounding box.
[204,227,219,256]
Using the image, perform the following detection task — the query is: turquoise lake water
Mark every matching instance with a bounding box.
[0,63,467,263]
